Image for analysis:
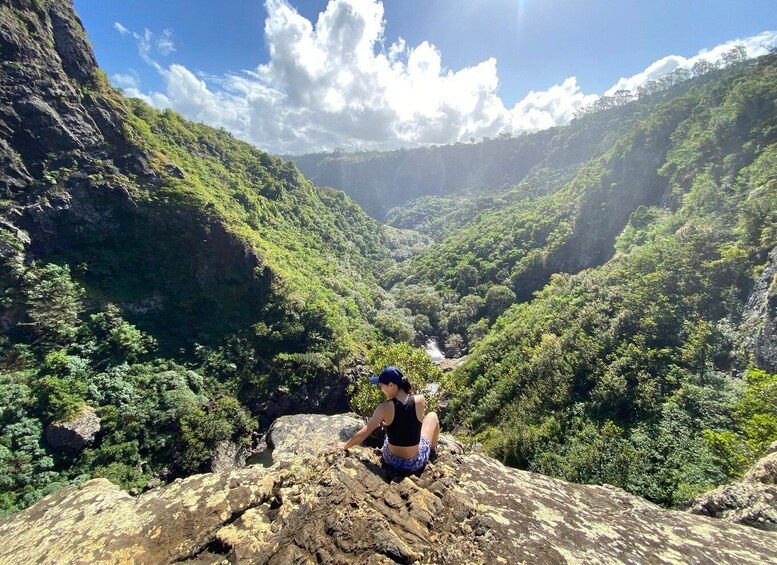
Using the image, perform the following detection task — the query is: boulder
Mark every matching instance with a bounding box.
[744,441,777,485]
[2,414,776,564]
[684,441,777,531]
[268,413,363,464]
[435,355,467,373]
[44,405,100,453]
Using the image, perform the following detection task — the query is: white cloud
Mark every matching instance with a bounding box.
[114,25,177,73]
[156,29,177,56]
[605,30,777,95]
[115,2,776,154]
[126,0,527,153]
[113,22,130,36]
[511,77,598,131]
[111,72,139,89]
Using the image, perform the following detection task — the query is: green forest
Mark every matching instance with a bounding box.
[0,0,775,518]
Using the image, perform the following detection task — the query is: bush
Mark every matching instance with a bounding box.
[178,395,256,472]
[33,375,87,422]
[348,343,443,417]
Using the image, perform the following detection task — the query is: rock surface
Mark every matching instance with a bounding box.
[268,413,364,464]
[742,246,777,372]
[44,404,100,452]
[745,441,777,484]
[685,441,777,531]
[1,414,776,564]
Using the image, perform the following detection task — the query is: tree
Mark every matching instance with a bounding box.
[485,285,516,319]
[691,59,716,77]
[720,45,747,68]
[612,90,635,106]
[87,304,156,364]
[21,264,83,348]
[455,264,479,294]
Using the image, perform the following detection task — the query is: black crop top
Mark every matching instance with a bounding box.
[386,395,422,447]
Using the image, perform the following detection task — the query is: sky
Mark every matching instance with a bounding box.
[71,0,777,154]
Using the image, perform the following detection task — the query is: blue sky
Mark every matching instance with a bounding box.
[72,0,777,153]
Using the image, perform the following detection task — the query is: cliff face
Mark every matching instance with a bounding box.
[0,0,286,353]
[289,131,555,220]
[0,0,105,178]
[1,414,775,564]
[742,246,777,372]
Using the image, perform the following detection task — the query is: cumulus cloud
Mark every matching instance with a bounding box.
[113,1,775,153]
[605,30,777,95]
[114,0,529,152]
[511,78,598,131]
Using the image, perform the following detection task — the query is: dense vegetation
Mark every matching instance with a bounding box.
[440,54,777,505]
[0,77,446,512]
[0,0,417,513]
[1,0,775,519]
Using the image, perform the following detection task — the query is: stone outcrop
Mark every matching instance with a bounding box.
[745,440,777,484]
[44,404,100,452]
[684,441,777,531]
[268,413,364,464]
[1,414,776,564]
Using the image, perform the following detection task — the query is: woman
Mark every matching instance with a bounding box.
[335,366,440,473]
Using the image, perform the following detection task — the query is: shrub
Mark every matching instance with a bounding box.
[348,342,443,417]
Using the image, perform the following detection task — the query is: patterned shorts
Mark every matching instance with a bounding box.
[382,435,431,472]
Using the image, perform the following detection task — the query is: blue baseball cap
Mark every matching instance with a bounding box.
[369,366,404,385]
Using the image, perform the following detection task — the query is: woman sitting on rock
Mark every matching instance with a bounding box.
[335,366,440,473]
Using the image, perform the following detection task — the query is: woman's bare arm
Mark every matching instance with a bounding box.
[335,402,390,450]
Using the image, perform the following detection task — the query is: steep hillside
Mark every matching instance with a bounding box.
[0,0,390,355]
[289,69,727,222]
[380,55,776,354]
[0,0,399,515]
[439,55,777,505]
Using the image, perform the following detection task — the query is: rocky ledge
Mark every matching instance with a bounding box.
[0,414,776,564]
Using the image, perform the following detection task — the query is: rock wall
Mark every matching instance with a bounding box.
[742,246,777,372]
[1,414,775,564]
[0,0,274,352]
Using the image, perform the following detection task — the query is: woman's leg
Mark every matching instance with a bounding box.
[421,412,440,451]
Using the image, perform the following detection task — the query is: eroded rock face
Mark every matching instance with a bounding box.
[252,378,352,428]
[685,441,777,531]
[2,414,776,564]
[44,404,100,452]
[741,246,777,372]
